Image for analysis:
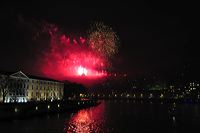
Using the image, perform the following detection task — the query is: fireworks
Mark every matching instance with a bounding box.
[88,22,119,58]
[34,22,118,86]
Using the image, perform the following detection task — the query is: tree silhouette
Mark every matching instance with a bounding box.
[0,75,9,103]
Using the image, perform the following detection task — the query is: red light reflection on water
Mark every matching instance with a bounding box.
[64,101,105,133]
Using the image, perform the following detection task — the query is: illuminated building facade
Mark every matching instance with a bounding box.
[0,71,64,103]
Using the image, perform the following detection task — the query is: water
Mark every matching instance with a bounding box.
[1,100,200,133]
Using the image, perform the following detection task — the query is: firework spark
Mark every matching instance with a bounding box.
[33,23,118,85]
[35,22,113,86]
[88,22,119,58]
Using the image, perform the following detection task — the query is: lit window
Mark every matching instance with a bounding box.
[14,108,18,113]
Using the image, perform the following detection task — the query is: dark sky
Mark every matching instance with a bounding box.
[0,1,199,80]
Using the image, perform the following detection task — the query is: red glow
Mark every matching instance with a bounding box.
[64,101,105,132]
[36,24,109,86]
[80,37,86,44]
[73,38,78,44]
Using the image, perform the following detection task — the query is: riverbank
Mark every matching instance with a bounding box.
[0,99,100,120]
[93,97,200,104]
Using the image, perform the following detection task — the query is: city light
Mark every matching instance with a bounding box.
[14,108,18,113]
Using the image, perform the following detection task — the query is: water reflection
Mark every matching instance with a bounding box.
[2,100,200,133]
[64,101,105,133]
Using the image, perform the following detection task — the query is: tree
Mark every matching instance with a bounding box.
[0,75,9,103]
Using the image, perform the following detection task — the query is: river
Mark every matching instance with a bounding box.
[1,100,200,133]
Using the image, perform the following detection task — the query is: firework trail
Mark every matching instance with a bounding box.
[34,22,119,86]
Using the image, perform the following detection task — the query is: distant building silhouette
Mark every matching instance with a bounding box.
[0,71,64,103]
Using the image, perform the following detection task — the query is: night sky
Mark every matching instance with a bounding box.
[0,1,199,81]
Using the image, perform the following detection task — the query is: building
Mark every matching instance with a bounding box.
[0,71,64,103]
